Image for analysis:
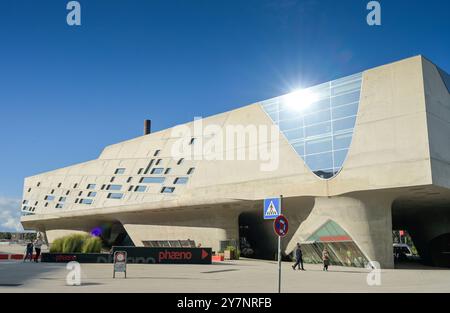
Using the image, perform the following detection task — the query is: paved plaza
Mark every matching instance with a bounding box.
[1,258,449,293]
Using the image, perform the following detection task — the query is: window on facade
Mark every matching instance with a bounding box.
[78,191,83,196]
[37,182,41,187]
[151,168,164,174]
[177,158,184,165]
[127,177,132,183]
[107,185,122,191]
[107,193,123,200]
[189,138,196,145]
[66,190,70,196]
[164,168,171,174]
[187,167,195,175]
[59,197,66,202]
[138,168,144,175]
[44,195,55,201]
[45,202,49,207]
[144,160,155,174]
[34,201,38,206]
[154,150,161,156]
[128,186,134,191]
[58,183,62,188]
[87,184,96,190]
[134,185,147,192]
[73,184,78,188]
[155,159,162,165]
[161,187,175,193]
[23,200,28,205]
[87,192,97,197]
[50,189,55,194]
[110,177,115,183]
[28,188,32,192]
[115,168,125,175]
[101,185,106,190]
[56,204,64,209]
[140,177,165,184]
[80,199,93,205]
[174,177,189,184]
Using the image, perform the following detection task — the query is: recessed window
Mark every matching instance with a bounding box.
[56,204,64,209]
[45,202,49,207]
[151,168,164,175]
[50,189,55,194]
[28,188,32,192]
[154,150,161,156]
[80,199,93,205]
[59,197,66,202]
[134,186,147,192]
[174,177,189,185]
[115,168,126,175]
[164,168,171,174]
[177,158,184,165]
[78,191,83,196]
[161,187,175,193]
[22,206,28,211]
[140,177,165,184]
[187,167,195,175]
[110,177,115,183]
[66,190,70,196]
[23,200,29,205]
[138,168,144,175]
[75,198,79,203]
[73,183,78,189]
[87,184,96,190]
[87,192,97,197]
[107,184,122,191]
[189,138,196,145]
[34,201,38,206]
[57,183,62,188]
[44,195,55,201]
[37,182,41,187]
[155,159,162,165]
[128,185,134,192]
[107,193,123,200]
[127,177,133,183]
[101,185,106,190]
[144,159,155,174]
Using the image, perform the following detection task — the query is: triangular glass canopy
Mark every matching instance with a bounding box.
[260,73,362,179]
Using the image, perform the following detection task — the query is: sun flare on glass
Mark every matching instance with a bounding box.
[284,89,319,111]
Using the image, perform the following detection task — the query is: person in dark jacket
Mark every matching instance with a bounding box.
[322,247,330,271]
[292,243,305,271]
[23,242,34,262]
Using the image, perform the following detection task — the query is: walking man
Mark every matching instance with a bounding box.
[322,247,330,271]
[292,243,305,271]
[33,236,44,263]
[23,241,34,262]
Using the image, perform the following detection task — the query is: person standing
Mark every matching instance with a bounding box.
[23,241,34,262]
[292,243,305,271]
[33,237,44,263]
[322,247,330,271]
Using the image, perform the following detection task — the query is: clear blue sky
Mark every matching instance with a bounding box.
[0,0,449,199]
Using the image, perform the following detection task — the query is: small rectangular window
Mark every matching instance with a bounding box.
[50,189,55,194]
[44,195,55,201]
[107,185,122,191]
[78,191,83,196]
[187,167,195,175]
[101,185,106,190]
[59,197,66,202]
[155,159,162,165]
[80,199,93,205]
[128,185,134,192]
[73,184,78,188]
[189,138,196,145]
[154,150,161,156]
[174,177,189,184]
[151,168,164,174]
[138,168,144,175]
[134,186,147,192]
[164,168,171,174]
[45,202,49,207]
[37,182,41,187]
[87,192,97,197]
[140,177,165,184]
[66,190,70,196]
[87,184,96,190]
[127,177,133,183]
[161,187,175,193]
[144,160,155,174]
[23,200,29,205]
[28,188,32,192]
[177,158,184,165]
[110,177,115,183]
[56,204,64,209]
[107,193,123,200]
[115,168,126,175]
[35,201,38,206]
[57,183,62,188]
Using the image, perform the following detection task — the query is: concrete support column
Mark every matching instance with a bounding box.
[287,193,395,269]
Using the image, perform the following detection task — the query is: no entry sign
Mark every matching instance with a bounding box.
[274,215,289,237]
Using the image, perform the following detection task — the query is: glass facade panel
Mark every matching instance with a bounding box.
[140,177,165,184]
[261,73,361,179]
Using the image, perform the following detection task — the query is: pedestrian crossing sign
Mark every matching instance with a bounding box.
[264,198,281,220]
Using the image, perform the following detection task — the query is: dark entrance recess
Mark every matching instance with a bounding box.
[96,222,134,249]
[429,233,450,267]
[238,212,277,260]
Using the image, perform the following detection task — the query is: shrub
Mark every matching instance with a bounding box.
[50,234,102,253]
[81,236,102,253]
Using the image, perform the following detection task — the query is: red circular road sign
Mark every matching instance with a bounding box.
[274,215,289,237]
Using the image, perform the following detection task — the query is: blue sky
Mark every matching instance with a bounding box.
[0,0,449,230]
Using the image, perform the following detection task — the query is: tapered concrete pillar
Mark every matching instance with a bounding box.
[287,192,395,269]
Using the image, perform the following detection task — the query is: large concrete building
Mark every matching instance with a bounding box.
[20,56,450,268]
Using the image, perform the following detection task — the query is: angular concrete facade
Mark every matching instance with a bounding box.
[20,56,450,268]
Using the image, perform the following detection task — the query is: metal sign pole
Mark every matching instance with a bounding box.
[278,194,283,294]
